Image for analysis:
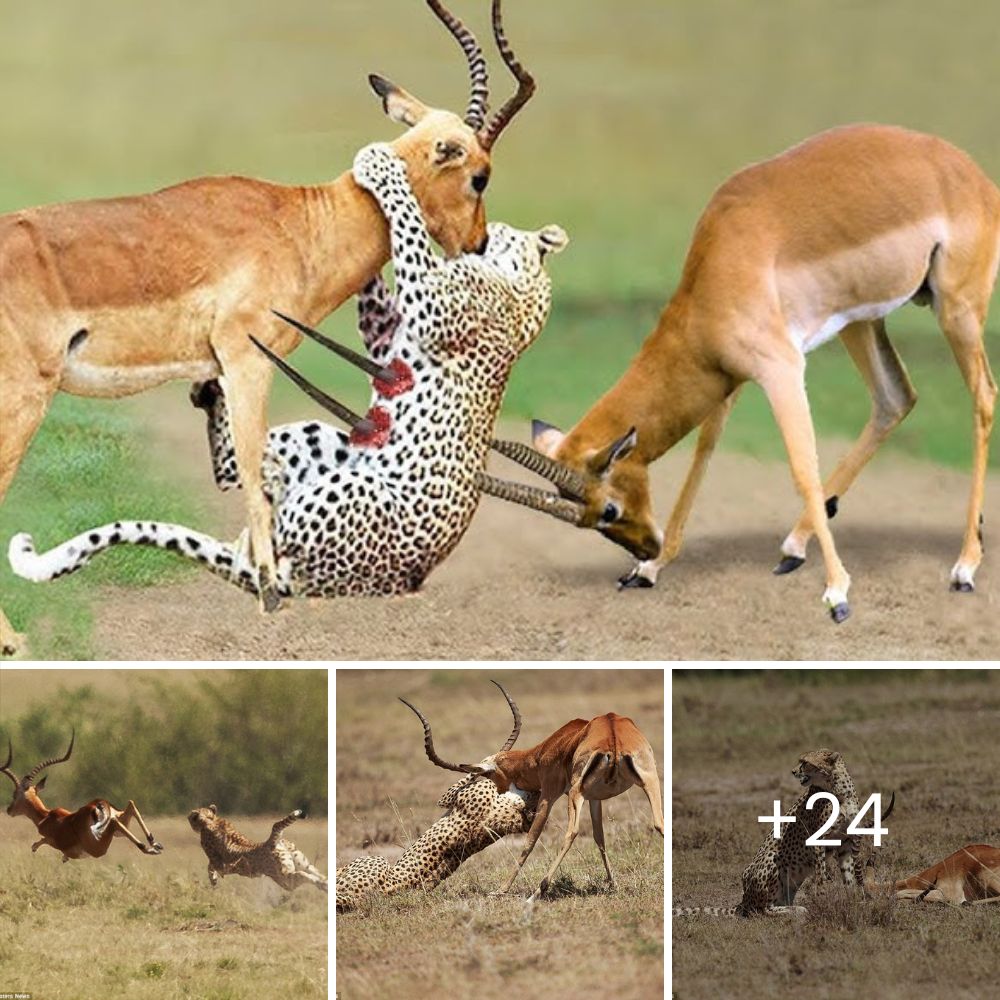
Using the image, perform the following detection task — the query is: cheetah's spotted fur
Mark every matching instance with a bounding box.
[674,749,862,918]
[188,805,327,893]
[336,774,538,912]
[9,143,567,599]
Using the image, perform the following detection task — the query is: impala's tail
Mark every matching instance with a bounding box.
[8,524,258,594]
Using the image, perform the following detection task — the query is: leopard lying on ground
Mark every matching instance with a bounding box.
[9,142,567,601]
[674,749,891,918]
[188,805,327,893]
[336,773,539,912]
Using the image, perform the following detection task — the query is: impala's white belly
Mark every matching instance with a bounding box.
[61,357,221,396]
[795,291,917,353]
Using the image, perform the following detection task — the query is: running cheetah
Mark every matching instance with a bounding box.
[188,805,327,893]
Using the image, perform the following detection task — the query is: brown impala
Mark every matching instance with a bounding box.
[2,730,163,861]
[0,0,538,655]
[489,124,999,624]
[400,681,664,900]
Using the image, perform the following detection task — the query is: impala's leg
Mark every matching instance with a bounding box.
[0,358,59,656]
[775,320,917,573]
[626,753,665,836]
[533,783,587,899]
[494,791,556,894]
[115,800,163,853]
[936,294,996,592]
[213,338,280,611]
[619,389,740,589]
[589,800,615,889]
[759,355,852,621]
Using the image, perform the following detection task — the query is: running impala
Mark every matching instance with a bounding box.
[491,124,999,623]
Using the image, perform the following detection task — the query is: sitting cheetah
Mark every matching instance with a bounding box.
[9,142,569,600]
[188,805,327,893]
[675,749,891,918]
[336,774,538,912]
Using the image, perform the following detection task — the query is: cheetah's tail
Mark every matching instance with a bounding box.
[673,905,739,917]
[267,808,305,844]
[8,524,259,595]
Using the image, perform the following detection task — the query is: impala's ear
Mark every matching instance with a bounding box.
[589,427,637,478]
[368,74,429,128]
[531,419,565,457]
[36,774,47,791]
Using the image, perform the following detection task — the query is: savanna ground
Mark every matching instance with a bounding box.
[0,669,328,999]
[335,668,665,1000]
[1,0,999,658]
[0,815,328,1000]
[672,670,1000,1000]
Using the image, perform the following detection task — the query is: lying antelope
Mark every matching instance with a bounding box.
[9,144,570,600]
[866,844,1000,906]
[401,681,664,900]
[1,730,163,861]
[498,125,1000,622]
[0,0,536,654]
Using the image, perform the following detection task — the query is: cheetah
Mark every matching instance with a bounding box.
[336,773,538,912]
[675,749,892,918]
[8,142,569,601]
[188,805,327,893]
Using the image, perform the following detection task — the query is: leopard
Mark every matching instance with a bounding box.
[8,141,568,602]
[674,749,884,918]
[336,773,539,913]
[187,804,327,893]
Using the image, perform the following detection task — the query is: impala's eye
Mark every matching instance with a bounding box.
[471,172,489,194]
[600,502,621,525]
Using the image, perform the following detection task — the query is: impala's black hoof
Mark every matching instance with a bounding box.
[829,602,851,624]
[950,580,974,593]
[773,556,805,576]
[825,495,839,519]
[261,585,282,613]
[618,570,654,590]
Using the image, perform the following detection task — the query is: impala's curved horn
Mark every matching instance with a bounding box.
[478,0,536,151]
[477,472,583,525]
[250,334,369,432]
[1,737,18,789]
[490,680,521,751]
[426,0,489,131]
[399,698,486,774]
[271,311,404,388]
[489,439,588,499]
[26,728,75,785]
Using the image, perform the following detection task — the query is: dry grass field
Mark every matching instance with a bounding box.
[672,670,1000,1000]
[0,814,328,1000]
[335,668,665,1000]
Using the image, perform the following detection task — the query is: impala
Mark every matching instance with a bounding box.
[0,0,537,655]
[1,730,163,861]
[400,681,664,900]
[491,124,1000,623]
[867,844,1000,906]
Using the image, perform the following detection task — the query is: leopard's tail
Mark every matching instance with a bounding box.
[267,808,304,845]
[8,524,259,594]
[673,905,739,918]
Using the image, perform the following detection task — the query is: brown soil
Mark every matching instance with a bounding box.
[88,386,998,660]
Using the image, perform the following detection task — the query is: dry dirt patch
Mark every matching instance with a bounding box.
[76,389,1000,659]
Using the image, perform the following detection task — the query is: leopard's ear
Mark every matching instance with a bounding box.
[208,803,218,815]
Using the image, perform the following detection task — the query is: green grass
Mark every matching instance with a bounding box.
[0,396,203,658]
[2,1,999,656]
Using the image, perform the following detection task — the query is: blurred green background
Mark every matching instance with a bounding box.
[2,0,998,653]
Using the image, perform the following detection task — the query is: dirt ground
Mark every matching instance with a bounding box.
[45,388,1000,660]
